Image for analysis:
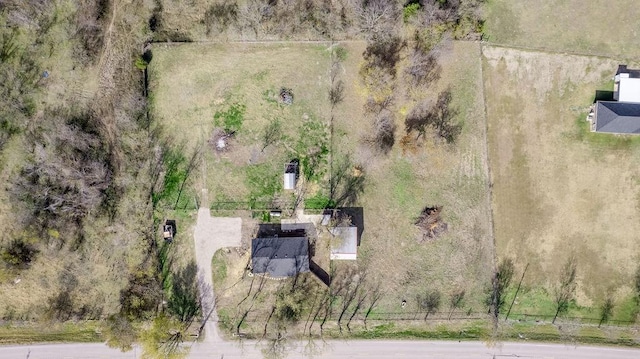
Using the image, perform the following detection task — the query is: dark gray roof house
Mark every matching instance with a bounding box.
[591,65,640,134]
[594,101,640,134]
[251,237,309,277]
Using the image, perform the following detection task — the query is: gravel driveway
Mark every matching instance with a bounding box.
[193,207,242,343]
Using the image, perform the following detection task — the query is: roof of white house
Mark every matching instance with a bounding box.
[616,75,640,102]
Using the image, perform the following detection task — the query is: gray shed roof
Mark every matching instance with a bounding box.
[252,237,309,277]
[595,101,640,134]
[329,226,357,260]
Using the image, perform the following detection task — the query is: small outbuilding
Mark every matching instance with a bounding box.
[329,226,358,260]
[284,160,299,190]
[252,237,310,277]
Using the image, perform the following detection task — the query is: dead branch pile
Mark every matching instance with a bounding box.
[209,128,234,152]
[415,206,448,241]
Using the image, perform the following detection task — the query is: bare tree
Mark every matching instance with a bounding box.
[329,80,345,105]
[417,289,441,320]
[552,256,577,324]
[448,290,465,320]
[15,109,113,228]
[404,89,461,144]
[487,258,515,321]
[356,0,399,39]
[372,110,396,154]
[598,295,614,328]
[238,0,270,38]
[404,30,447,88]
[329,154,366,207]
[335,268,364,333]
[262,118,283,152]
[346,287,369,332]
[634,265,640,301]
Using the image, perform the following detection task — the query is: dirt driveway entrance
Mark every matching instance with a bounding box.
[193,207,242,343]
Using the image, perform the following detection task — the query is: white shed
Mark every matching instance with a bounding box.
[284,172,296,190]
[283,161,298,190]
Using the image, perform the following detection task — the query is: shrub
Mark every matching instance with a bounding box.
[1,237,38,269]
[333,45,348,61]
[214,102,246,134]
[403,3,421,23]
[205,2,239,35]
[134,56,148,70]
[120,270,163,319]
[362,35,406,79]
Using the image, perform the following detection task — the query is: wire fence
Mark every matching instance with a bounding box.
[235,309,638,326]
[210,201,294,211]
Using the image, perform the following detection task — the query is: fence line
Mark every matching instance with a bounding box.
[209,201,295,211]
[233,309,637,326]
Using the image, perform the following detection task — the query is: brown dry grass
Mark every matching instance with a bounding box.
[484,0,640,59]
[483,45,640,306]
[150,42,333,204]
[154,40,495,335]
[341,41,494,313]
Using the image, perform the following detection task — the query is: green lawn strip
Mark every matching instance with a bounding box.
[330,321,490,340]
[504,322,640,347]
[0,321,102,344]
[566,114,640,150]
[211,249,228,286]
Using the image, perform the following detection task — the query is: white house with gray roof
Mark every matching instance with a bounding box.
[592,65,640,134]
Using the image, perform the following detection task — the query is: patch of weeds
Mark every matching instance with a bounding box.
[403,3,421,23]
[0,322,102,344]
[612,295,638,323]
[152,148,193,209]
[304,193,335,210]
[333,45,348,61]
[253,70,269,82]
[262,89,279,105]
[214,102,246,134]
[294,118,329,182]
[245,163,282,205]
[211,249,227,285]
[351,321,488,340]
[217,308,233,333]
[391,159,418,209]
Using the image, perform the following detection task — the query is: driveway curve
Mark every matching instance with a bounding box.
[193,207,242,343]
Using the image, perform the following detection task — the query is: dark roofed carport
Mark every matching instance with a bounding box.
[252,237,310,277]
[595,101,640,134]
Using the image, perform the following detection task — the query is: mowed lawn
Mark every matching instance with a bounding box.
[484,0,640,58]
[483,45,640,312]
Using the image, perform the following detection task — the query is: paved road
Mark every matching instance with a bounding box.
[193,207,242,343]
[2,340,640,359]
